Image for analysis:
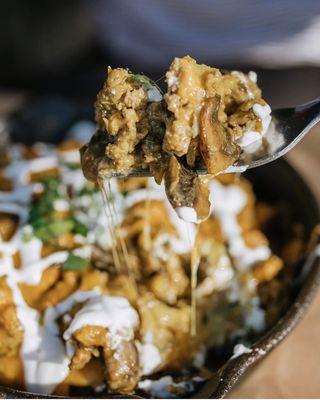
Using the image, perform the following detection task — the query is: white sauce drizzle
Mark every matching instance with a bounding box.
[63,294,139,349]
[209,180,271,271]
[138,375,195,398]
[231,343,252,359]
[0,144,91,394]
[5,157,58,185]
[136,341,162,376]
[248,71,257,83]
[167,73,179,88]
[237,101,272,149]
[4,272,70,395]
[237,130,262,148]
[58,149,80,164]
[175,206,199,224]
[0,203,29,224]
[0,186,34,205]
[122,181,196,253]
[147,88,163,102]
[66,120,95,143]
[253,103,272,135]
[53,198,70,212]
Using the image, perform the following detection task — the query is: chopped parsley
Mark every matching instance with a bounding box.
[28,177,88,242]
[63,253,90,271]
[134,73,162,93]
[63,162,80,170]
[134,74,155,90]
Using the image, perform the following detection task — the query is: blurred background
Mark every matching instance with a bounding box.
[0,0,320,144]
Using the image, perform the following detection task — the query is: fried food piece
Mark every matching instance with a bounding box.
[243,229,269,248]
[199,96,240,174]
[117,177,148,193]
[120,197,190,304]
[122,200,175,240]
[149,253,189,305]
[196,223,234,298]
[0,278,23,357]
[67,324,140,393]
[19,266,61,308]
[57,140,81,152]
[138,293,195,370]
[252,255,283,282]
[28,168,60,183]
[62,293,140,394]
[121,200,176,273]
[20,269,79,311]
[61,359,105,393]
[0,213,19,241]
[67,324,139,394]
[103,340,139,393]
[38,270,79,310]
[0,356,24,389]
[164,156,210,222]
[164,56,206,156]
[0,173,13,191]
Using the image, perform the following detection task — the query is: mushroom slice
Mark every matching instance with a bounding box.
[199,96,241,175]
[164,156,210,223]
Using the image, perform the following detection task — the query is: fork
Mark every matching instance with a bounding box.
[106,97,320,178]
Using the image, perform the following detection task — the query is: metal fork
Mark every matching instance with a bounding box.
[107,97,320,178]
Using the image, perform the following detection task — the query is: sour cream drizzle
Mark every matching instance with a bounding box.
[209,180,271,271]
[0,144,90,394]
[62,294,139,348]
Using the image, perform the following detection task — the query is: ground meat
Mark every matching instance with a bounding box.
[94,68,166,175]
[164,56,266,170]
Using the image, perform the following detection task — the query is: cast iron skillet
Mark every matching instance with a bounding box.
[1,159,319,399]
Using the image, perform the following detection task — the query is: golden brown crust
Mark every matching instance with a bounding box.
[0,278,23,357]
[163,55,266,167]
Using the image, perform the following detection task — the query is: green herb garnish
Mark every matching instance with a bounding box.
[28,176,88,242]
[134,73,162,93]
[33,219,75,241]
[63,254,90,271]
[64,162,80,170]
[134,74,155,90]
[72,219,89,237]
[78,184,98,197]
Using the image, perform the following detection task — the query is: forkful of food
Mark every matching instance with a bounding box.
[80,55,320,223]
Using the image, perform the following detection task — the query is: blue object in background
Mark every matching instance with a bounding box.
[89,0,320,70]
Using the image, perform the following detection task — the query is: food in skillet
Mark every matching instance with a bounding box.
[81,55,271,222]
[0,135,295,397]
